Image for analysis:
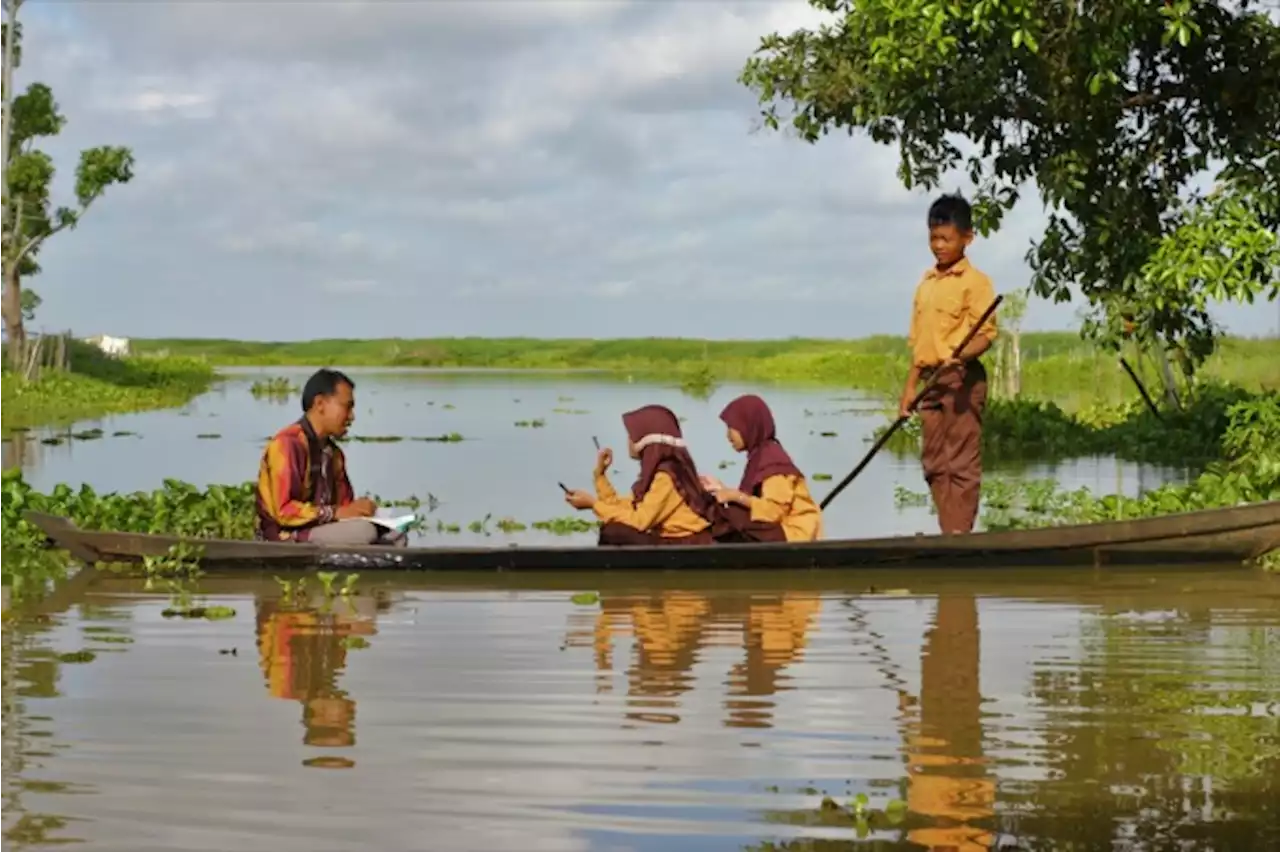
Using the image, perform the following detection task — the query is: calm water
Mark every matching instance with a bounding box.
[4,570,1278,850]
[5,368,1185,542]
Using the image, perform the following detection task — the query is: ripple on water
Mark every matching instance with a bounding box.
[3,573,1279,851]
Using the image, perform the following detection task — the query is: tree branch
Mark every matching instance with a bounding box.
[1120,85,1188,109]
[9,189,104,270]
[12,218,68,270]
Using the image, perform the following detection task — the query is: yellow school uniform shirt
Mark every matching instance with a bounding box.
[907,257,999,368]
[592,471,710,538]
[747,474,823,542]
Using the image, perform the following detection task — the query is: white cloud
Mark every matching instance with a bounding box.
[114,85,216,117]
[10,1,1273,339]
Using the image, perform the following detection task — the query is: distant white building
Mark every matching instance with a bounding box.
[84,334,131,357]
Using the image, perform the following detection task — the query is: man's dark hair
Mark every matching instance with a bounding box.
[301,368,355,412]
[927,193,973,232]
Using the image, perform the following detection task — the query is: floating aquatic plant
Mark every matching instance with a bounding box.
[57,650,98,663]
[249,377,297,398]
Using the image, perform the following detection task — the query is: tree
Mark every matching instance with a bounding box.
[740,0,1280,390]
[2,0,134,370]
[994,288,1029,398]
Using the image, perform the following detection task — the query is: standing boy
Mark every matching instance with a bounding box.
[899,194,998,534]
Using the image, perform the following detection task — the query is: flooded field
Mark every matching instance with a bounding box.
[3,368,1185,542]
[4,570,1279,850]
[8,369,1270,849]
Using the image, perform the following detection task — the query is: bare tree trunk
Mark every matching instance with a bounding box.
[23,327,39,380]
[1,0,17,202]
[2,1,24,371]
[991,340,1004,399]
[998,337,1008,399]
[1154,343,1182,409]
[1010,330,1022,397]
[3,261,25,370]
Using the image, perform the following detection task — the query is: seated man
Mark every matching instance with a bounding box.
[255,368,405,547]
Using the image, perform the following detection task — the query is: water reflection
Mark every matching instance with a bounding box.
[567,591,821,728]
[1008,603,1280,850]
[903,595,994,851]
[254,591,390,766]
[2,614,85,847]
[2,429,45,472]
[2,574,1278,850]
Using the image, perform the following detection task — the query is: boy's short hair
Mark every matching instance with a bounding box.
[927,194,973,232]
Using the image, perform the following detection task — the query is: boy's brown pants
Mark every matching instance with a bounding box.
[918,361,988,534]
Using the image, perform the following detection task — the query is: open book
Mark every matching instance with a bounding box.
[341,513,418,532]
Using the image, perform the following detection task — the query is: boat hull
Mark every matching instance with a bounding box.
[22,501,1280,571]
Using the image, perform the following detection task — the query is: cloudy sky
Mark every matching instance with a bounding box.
[12,0,1278,340]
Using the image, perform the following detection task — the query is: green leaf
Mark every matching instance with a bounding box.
[74,146,136,206]
[738,0,1280,363]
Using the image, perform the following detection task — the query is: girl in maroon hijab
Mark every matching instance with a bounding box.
[564,404,720,546]
[701,394,823,542]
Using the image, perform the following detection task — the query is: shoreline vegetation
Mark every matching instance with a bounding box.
[133,333,1277,406]
[2,339,215,431]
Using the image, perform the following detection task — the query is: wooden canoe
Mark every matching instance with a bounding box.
[23,501,1280,571]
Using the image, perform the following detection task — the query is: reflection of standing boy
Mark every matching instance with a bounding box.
[899,195,998,534]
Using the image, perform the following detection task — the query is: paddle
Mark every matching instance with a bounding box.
[1119,357,1162,419]
[819,295,1004,511]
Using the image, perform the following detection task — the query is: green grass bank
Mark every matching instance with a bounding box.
[2,340,216,431]
[135,333,1279,408]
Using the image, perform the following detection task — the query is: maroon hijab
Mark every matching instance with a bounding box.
[621,405,717,520]
[720,394,802,495]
